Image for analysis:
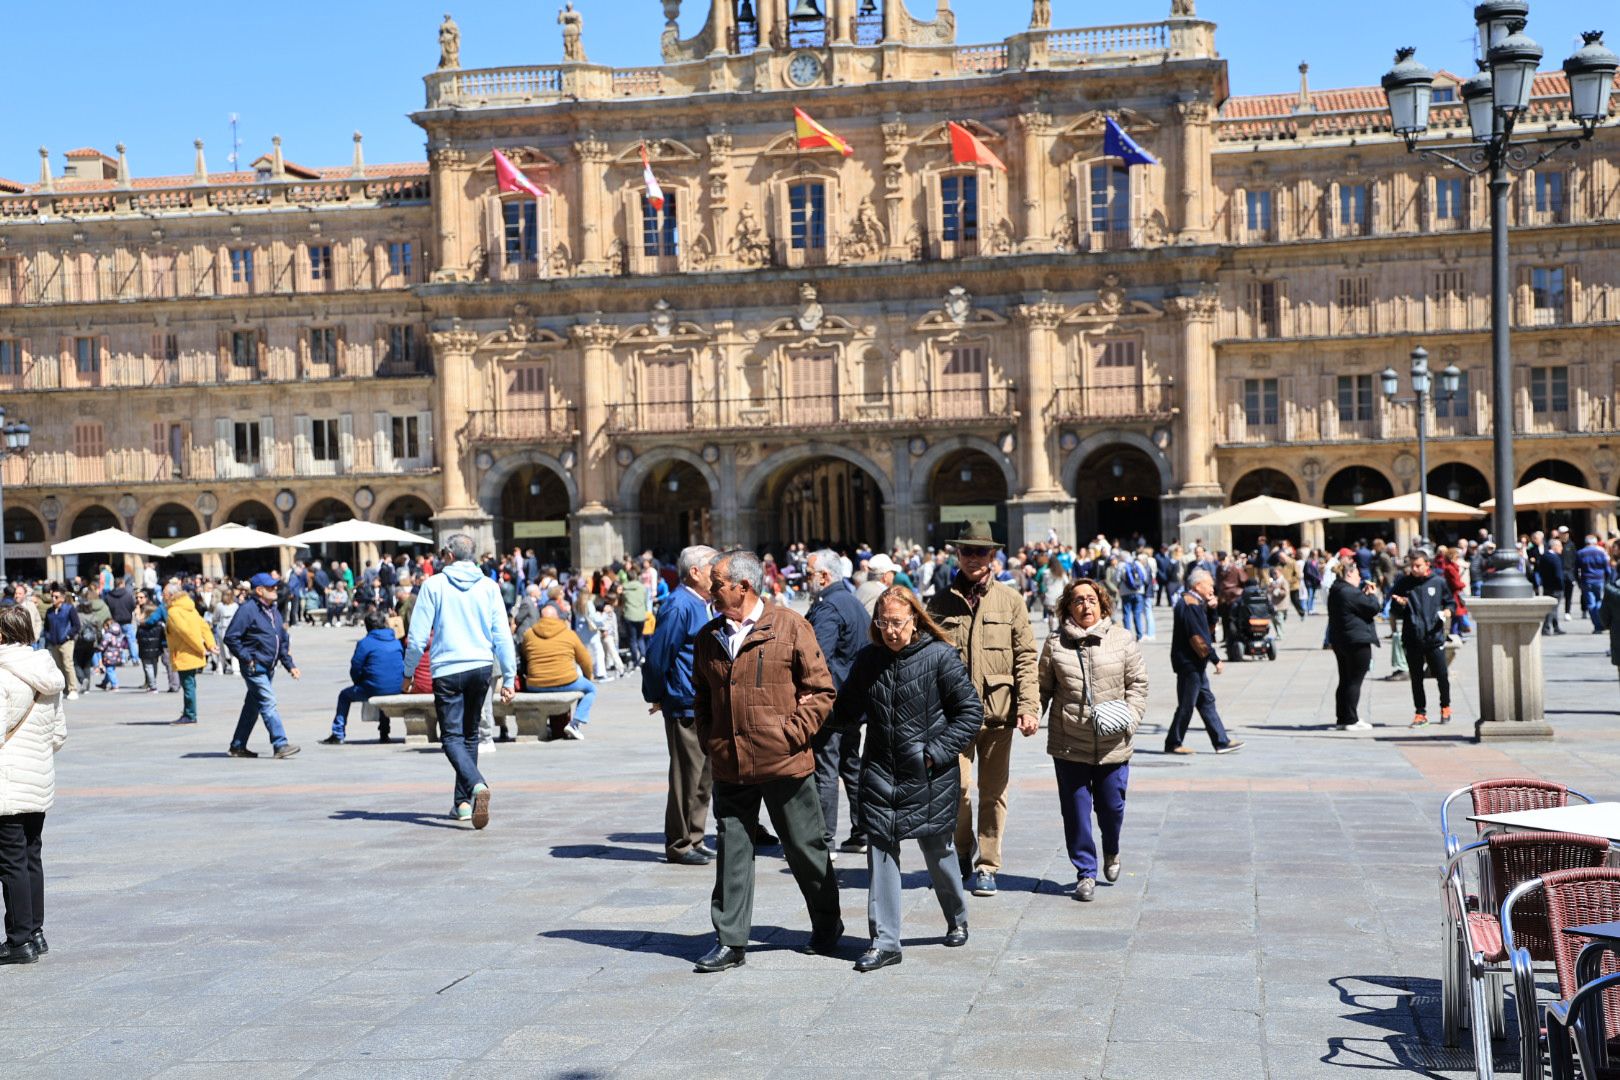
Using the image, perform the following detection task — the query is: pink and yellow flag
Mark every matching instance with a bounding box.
[794,108,854,157]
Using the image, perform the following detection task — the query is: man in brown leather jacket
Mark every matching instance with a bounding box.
[926,522,1039,898]
[689,550,842,972]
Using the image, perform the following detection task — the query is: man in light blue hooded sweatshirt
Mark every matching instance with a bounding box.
[403,533,517,828]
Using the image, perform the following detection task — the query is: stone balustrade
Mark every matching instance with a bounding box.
[0,175,429,224]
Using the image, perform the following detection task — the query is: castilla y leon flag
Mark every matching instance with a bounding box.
[947,120,1007,172]
[492,149,546,199]
[794,107,853,157]
[641,142,665,211]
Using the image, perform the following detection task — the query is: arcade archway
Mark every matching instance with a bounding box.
[226,500,283,578]
[1426,463,1491,546]
[2,508,46,584]
[1322,466,1396,552]
[766,457,886,551]
[146,502,202,576]
[498,464,571,570]
[1519,459,1591,537]
[928,448,1009,547]
[1071,445,1163,548]
[65,505,122,584]
[638,460,713,559]
[301,498,356,576]
[381,496,435,542]
[1229,468,1303,554]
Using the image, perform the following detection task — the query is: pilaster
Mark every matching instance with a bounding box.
[1165,292,1220,492]
[573,136,611,274]
[430,325,481,517]
[1173,99,1215,243]
[1017,111,1055,251]
[1012,298,1065,498]
[570,320,618,520]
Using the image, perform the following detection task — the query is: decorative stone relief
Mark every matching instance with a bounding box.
[649,300,675,339]
[796,284,825,333]
[944,287,972,328]
[730,203,771,267]
[843,197,887,260]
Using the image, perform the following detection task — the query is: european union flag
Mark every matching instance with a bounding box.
[1104,116,1158,167]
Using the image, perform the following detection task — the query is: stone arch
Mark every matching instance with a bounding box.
[739,442,896,510]
[297,497,355,534]
[1060,429,1173,497]
[477,449,579,515]
[68,504,120,537]
[912,435,1017,497]
[1519,457,1588,488]
[135,501,200,542]
[224,499,279,532]
[1231,467,1301,502]
[617,447,722,513]
[2,507,45,545]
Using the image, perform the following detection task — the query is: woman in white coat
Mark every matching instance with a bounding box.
[0,603,67,965]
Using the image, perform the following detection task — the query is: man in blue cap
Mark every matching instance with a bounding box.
[222,572,302,759]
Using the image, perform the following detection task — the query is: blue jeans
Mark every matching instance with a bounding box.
[523,676,595,725]
[1119,593,1146,639]
[1165,668,1231,751]
[1053,759,1129,880]
[1585,586,1605,632]
[433,667,490,809]
[232,666,288,750]
[331,685,373,740]
[121,624,136,664]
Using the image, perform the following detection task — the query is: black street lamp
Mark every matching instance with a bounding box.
[0,405,34,591]
[1381,7,1618,598]
[1382,346,1462,549]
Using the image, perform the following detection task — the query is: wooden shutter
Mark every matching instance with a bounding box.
[338,413,354,472]
[259,415,275,474]
[788,351,837,424]
[418,409,434,466]
[1226,377,1246,442]
[214,418,232,477]
[294,414,312,472]
[373,410,392,470]
[1231,186,1247,243]
[483,193,507,282]
[535,197,555,276]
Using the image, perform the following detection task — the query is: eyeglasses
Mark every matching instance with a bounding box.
[874,617,914,630]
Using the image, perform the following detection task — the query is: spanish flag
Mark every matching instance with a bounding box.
[948,121,1007,173]
[794,107,854,157]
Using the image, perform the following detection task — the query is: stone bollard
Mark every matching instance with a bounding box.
[1470,596,1558,741]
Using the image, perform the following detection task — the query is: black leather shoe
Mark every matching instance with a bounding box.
[944,925,969,948]
[227,746,258,758]
[0,940,39,965]
[752,826,779,847]
[668,850,710,866]
[694,842,717,858]
[694,944,746,973]
[800,920,845,955]
[31,931,47,955]
[854,947,902,972]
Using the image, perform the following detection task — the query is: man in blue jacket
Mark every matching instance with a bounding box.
[804,548,872,856]
[403,533,517,830]
[222,572,301,759]
[1576,534,1614,633]
[1535,538,1568,636]
[320,609,406,745]
[642,544,718,865]
[43,586,83,700]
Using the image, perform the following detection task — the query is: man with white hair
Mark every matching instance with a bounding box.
[642,545,719,865]
[805,548,873,856]
[857,554,897,613]
[403,533,517,829]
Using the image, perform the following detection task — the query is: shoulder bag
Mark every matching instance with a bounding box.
[2,692,43,743]
[1079,641,1135,738]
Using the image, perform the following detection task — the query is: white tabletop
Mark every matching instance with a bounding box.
[1468,802,1620,843]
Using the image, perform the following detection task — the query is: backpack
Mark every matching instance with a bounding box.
[76,619,101,647]
[1123,561,1146,590]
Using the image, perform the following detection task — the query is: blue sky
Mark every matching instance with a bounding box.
[0,0,1607,182]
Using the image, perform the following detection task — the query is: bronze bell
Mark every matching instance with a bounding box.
[789,0,825,23]
[737,0,755,22]
[857,0,877,14]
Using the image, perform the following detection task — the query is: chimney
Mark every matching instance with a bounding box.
[37,147,52,192]
[194,139,208,182]
[351,131,366,178]
[116,144,131,189]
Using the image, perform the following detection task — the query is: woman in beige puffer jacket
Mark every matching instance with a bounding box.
[0,603,67,964]
[1038,578,1147,903]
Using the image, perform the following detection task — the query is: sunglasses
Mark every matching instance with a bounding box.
[959,547,997,558]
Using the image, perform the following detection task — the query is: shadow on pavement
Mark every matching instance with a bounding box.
[329,809,464,830]
[124,720,183,726]
[540,926,793,959]
[550,843,665,862]
[1320,975,1510,1077]
[179,752,236,759]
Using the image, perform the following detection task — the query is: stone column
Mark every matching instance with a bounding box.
[881,121,908,259]
[1472,596,1558,740]
[1163,292,1226,545]
[571,321,620,569]
[1008,299,1073,546]
[829,0,852,43]
[709,0,734,53]
[573,136,610,275]
[1016,111,1054,251]
[428,146,468,280]
[757,0,778,50]
[1173,99,1215,243]
[429,326,487,546]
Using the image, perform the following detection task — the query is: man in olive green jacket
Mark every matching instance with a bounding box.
[620,577,649,669]
[926,522,1039,897]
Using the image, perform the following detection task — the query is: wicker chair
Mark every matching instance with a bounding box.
[1514,869,1620,1080]
[1442,832,1612,1076]
[1440,778,1594,859]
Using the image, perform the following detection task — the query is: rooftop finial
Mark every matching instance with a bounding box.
[115,143,130,189]
[271,134,286,178]
[194,139,208,182]
[1296,61,1314,112]
[37,146,52,192]
[351,131,366,178]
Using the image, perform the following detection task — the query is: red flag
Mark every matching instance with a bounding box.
[493,149,546,199]
[948,121,1007,173]
[641,142,665,211]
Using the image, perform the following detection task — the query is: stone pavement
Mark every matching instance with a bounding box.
[4,605,1618,1079]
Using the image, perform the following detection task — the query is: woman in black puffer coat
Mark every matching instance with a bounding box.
[828,586,984,972]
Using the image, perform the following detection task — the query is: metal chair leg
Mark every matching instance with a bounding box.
[1516,980,1543,1080]
[1470,970,1497,1080]
[1443,924,1463,1047]
[1488,971,1507,1039]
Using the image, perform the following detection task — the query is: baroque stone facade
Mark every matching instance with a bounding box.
[1,1,1617,574]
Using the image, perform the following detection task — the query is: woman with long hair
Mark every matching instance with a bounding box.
[827,586,984,972]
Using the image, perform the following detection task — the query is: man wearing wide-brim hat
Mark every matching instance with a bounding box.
[926,521,1039,898]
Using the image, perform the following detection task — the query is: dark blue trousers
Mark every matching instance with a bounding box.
[433,667,490,809]
[1053,759,1129,880]
[1165,668,1232,751]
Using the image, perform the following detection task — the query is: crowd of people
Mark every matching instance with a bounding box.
[0,517,1615,970]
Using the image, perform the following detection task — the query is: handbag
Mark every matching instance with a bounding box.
[1079,641,1135,739]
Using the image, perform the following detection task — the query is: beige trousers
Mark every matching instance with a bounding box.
[955,725,1016,874]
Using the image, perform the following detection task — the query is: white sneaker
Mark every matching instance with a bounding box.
[66,690,79,701]
[562,723,585,741]
[478,739,496,753]
[1342,720,1373,731]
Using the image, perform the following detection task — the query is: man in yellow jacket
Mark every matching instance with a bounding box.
[164,587,216,726]
[519,604,594,740]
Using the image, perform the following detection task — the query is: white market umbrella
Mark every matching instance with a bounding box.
[1355,492,1485,521]
[1480,477,1620,512]
[50,527,169,558]
[165,522,298,555]
[289,520,430,547]
[1182,495,1346,529]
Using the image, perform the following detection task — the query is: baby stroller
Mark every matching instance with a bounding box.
[1230,583,1278,662]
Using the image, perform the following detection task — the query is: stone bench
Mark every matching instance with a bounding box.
[364,692,582,745]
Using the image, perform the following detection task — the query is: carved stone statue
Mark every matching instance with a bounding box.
[558,2,586,63]
[1170,0,1196,16]
[730,203,771,267]
[844,197,888,260]
[1030,0,1051,30]
[797,283,825,333]
[944,286,972,327]
[438,13,461,70]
